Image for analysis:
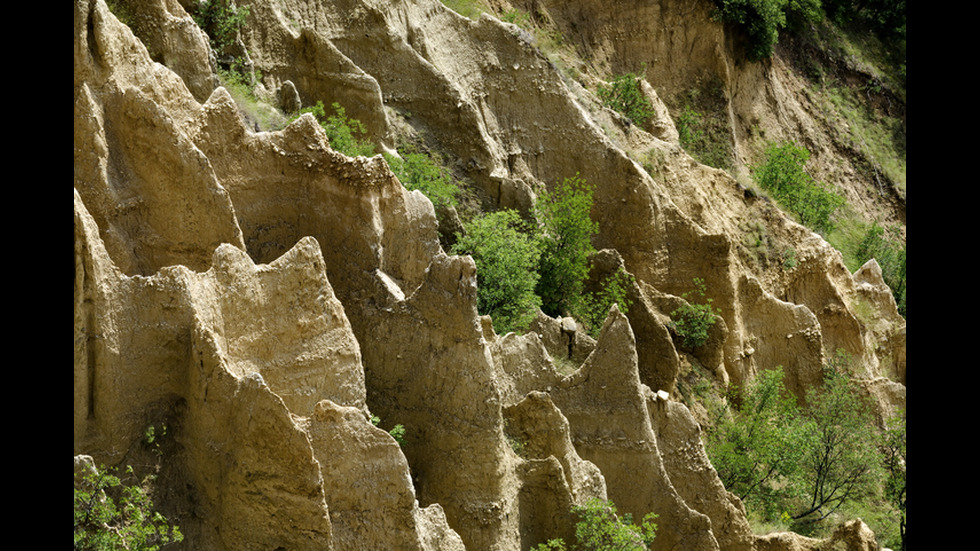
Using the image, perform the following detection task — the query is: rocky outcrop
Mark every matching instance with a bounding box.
[74,0,905,549]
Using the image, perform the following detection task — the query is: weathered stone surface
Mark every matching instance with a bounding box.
[550,307,719,551]
[74,1,905,549]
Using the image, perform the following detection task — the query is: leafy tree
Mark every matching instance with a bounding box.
[711,0,821,60]
[535,175,598,317]
[792,357,883,524]
[881,412,906,551]
[192,0,251,73]
[74,462,183,551]
[533,498,657,551]
[598,71,655,126]
[670,278,720,349]
[752,141,844,234]
[706,367,807,519]
[452,210,542,334]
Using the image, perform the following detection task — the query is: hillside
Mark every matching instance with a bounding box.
[73,0,906,549]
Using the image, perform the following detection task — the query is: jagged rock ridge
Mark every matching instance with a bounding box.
[74,0,905,550]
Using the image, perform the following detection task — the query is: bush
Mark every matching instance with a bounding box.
[296,101,376,158]
[74,462,183,550]
[575,268,636,339]
[532,498,657,551]
[711,0,821,61]
[384,149,459,212]
[855,222,906,317]
[452,210,542,334]
[535,175,598,317]
[752,141,844,234]
[598,71,655,126]
[670,278,720,349]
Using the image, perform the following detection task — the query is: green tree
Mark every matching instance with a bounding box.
[711,0,821,60]
[706,368,806,519]
[792,357,883,524]
[881,412,906,551]
[535,175,598,317]
[597,71,655,126]
[752,141,844,234]
[533,498,657,551]
[192,0,251,73]
[670,278,720,349]
[452,210,542,334]
[74,462,183,551]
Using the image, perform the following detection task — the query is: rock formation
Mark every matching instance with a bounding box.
[74,0,905,549]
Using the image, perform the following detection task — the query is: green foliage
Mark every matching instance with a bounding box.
[676,107,704,151]
[881,412,906,551]
[792,355,883,524]
[370,415,407,447]
[706,368,806,519]
[575,268,636,339]
[672,80,734,169]
[711,0,821,60]
[439,0,484,20]
[670,278,720,349]
[535,175,598,317]
[192,0,251,72]
[74,463,183,551]
[855,222,906,317]
[533,499,657,551]
[297,101,376,158]
[752,141,844,234]
[501,8,532,29]
[598,71,655,127]
[384,149,459,211]
[452,210,543,334]
[388,424,407,447]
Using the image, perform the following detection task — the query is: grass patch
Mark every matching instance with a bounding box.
[439,0,485,20]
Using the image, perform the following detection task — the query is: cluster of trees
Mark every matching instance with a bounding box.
[452,175,633,336]
[711,0,906,63]
[705,355,906,549]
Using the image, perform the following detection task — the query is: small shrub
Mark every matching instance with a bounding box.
[452,210,542,334]
[753,141,844,234]
[297,101,375,158]
[574,268,636,339]
[598,71,655,126]
[670,278,720,349]
[855,222,905,317]
[676,106,704,150]
[501,8,532,29]
[74,463,183,550]
[532,498,657,551]
[384,149,459,211]
[535,175,598,317]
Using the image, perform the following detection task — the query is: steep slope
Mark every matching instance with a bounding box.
[74,0,905,550]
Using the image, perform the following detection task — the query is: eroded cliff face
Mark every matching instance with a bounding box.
[73,0,905,549]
